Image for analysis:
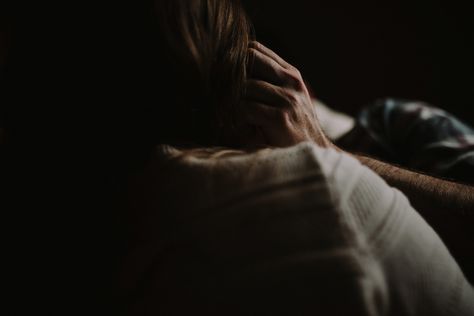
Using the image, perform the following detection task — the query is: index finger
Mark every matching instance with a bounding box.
[249,41,293,70]
[249,47,286,85]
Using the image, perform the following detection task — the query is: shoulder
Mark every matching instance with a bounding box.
[127,142,390,315]
[150,141,380,199]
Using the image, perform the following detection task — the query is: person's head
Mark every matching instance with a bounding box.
[151,0,254,148]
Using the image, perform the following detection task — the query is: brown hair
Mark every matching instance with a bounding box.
[154,0,254,147]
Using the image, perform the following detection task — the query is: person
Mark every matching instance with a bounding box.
[117,0,474,315]
[2,0,473,315]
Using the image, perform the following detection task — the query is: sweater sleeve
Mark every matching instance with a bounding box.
[311,146,474,316]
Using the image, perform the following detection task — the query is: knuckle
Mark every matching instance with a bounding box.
[277,110,292,127]
[281,68,293,79]
[292,67,302,78]
[283,89,299,105]
[275,67,288,82]
[287,64,301,75]
[293,78,305,90]
[282,69,304,88]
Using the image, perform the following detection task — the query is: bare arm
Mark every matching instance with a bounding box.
[242,41,474,216]
[242,41,474,281]
[356,154,474,281]
[356,155,474,217]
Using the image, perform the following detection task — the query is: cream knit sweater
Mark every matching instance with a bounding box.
[124,142,474,316]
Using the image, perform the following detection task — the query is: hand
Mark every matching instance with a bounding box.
[238,41,331,148]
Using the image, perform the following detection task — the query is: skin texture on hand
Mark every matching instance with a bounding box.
[237,42,474,281]
[239,41,331,149]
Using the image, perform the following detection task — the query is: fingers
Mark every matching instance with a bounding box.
[249,41,293,70]
[249,41,304,90]
[246,79,290,108]
[241,42,327,148]
[240,101,287,128]
[249,47,286,85]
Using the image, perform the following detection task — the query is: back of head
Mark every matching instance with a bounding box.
[153,0,254,147]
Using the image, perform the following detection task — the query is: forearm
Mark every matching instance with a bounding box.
[355,154,474,281]
[356,155,474,217]
[240,40,474,280]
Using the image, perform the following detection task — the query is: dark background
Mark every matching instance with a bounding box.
[243,0,474,125]
[1,0,473,124]
[1,1,473,314]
